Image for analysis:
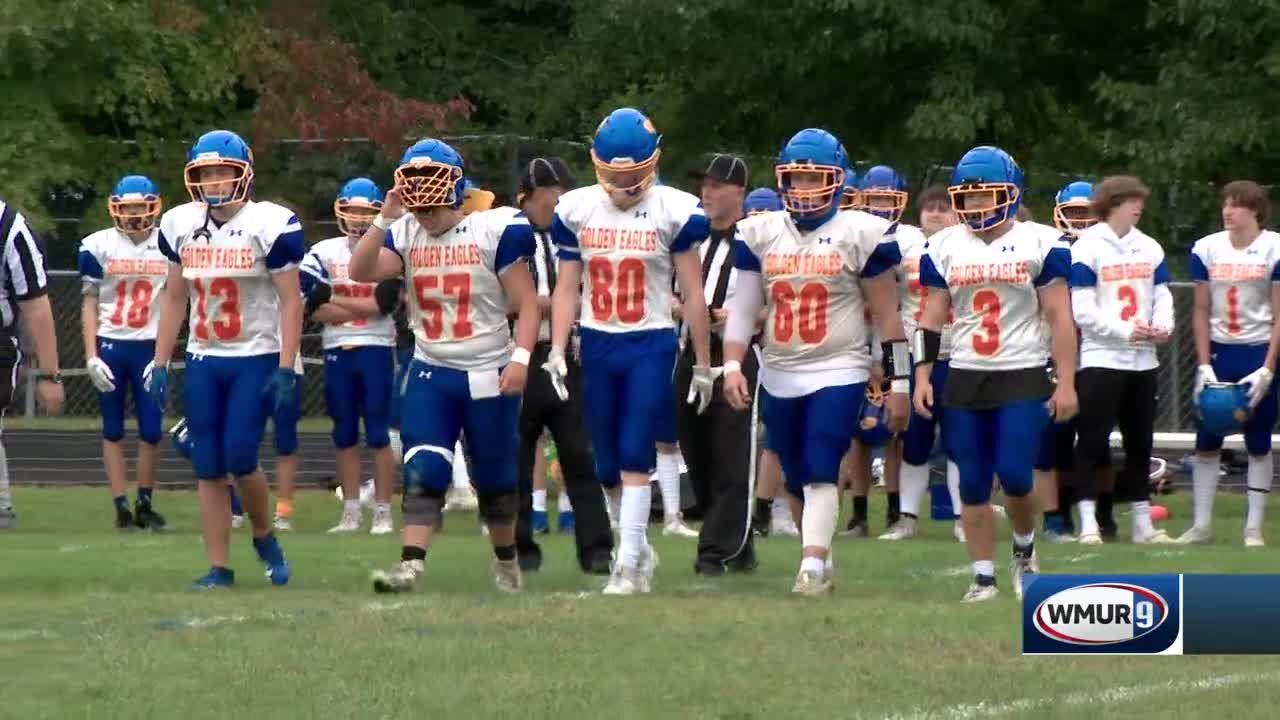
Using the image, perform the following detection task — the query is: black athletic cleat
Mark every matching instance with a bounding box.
[116,507,134,530]
[134,504,167,531]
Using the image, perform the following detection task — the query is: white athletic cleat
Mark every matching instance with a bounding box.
[637,543,660,582]
[791,569,833,597]
[328,508,362,533]
[334,479,376,510]
[494,559,523,592]
[962,582,999,603]
[953,521,966,543]
[878,516,917,540]
[371,559,424,593]
[0,507,16,530]
[1077,531,1104,545]
[1176,526,1212,545]
[602,565,648,595]
[662,515,699,538]
[444,486,478,512]
[231,514,245,530]
[991,504,1007,520]
[272,516,293,532]
[1245,528,1265,548]
[1011,549,1039,602]
[369,507,394,536]
[771,515,800,538]
[1133,529,1175,544]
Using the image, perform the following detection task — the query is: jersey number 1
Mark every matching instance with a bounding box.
[193,278,241,342]
[110,279,154,329]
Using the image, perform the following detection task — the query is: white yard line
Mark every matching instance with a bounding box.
[885,671,1280,720]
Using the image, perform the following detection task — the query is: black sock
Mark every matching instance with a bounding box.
[494,544,517,561]
[852,495,868,521]
[754,498,772,521]
[113,495,128,513]
[975,574,996,586]
[886,492,901,523]
[1013,539,1035,558]
[401,546,427,563]
[1097,493,1115,525]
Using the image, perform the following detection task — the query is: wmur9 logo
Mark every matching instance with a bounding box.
[1023,575,1182,655]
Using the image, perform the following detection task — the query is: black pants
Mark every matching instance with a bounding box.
[1072,367,1158,504]
[517,342,613,571]
[674,346,758,567]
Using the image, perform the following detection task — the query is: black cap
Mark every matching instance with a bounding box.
[689,153,748,187]
[518,157,575,202]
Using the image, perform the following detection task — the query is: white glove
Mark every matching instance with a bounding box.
[86,357,116,393]
[1240,366,1274,408]
[686,365,715,415]
[1194,364,1217,397]
[542,348,569,402]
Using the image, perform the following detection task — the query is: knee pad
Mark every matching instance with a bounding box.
[784,473,806,500]
[958,466,995,506]
[330,416,359,451]
[618,439,656,476]
[995,463,1034,498]
[137,422,162,446]
[477,491,518,525]
[364,418,391,450]
[402,486,446,529]
[1245,428,1273,457]
[403,445,454,495]
[470,456,517,496]
[224,432,262,477]
[101,418,125,444]
[275,424,299,456]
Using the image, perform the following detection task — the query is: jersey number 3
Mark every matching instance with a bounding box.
[193,278,241,342]
[110,279,154,329]
[972,289,1001,356]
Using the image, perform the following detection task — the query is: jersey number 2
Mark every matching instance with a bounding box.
[588,257,646,325]
[110,279,154,329]
[412,273,474,340]
[772,281,829,344]
[971,289,1001,356]
[193,278,241,342]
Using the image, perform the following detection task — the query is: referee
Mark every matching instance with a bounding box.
[513,158,613,574]
[0,199,66,528]
[675,155,757,575]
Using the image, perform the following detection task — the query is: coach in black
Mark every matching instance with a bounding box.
[676,154,758,574]
[514,158,614,574]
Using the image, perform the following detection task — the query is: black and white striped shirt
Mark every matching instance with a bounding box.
[678,225,738,349]
[528,226,558,342]
[0,201,49,329]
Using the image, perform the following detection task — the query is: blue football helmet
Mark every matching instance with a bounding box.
[591,107,661,205]
[1197,383,1250,438]
[170,418,194,461]
[856,382,893,449]
[840,168,861,211]
[743,187,783,216]
[859,165,909,223]
[184,130,254,206]
[334,178,384,238]
[395,138,466,211]
[948,145,1023,231]
[775,129,848,227]
[1053,180,1096,236]
[108,175,162,234]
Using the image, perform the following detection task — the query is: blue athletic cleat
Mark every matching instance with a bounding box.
[532,510,549,535]
[192,567,235,590]
[253,533,291,586]
[558,510,575,533]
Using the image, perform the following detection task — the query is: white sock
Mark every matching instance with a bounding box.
[772,496,790,518]
[1192,456,1219,530]
[1132,501,1155,537]
[375,502,391,515]
[1077,499,1099,535]
[825,549,835,575]
[900,462,930,517]
[344,499,360,516]
[388,428,403,464]
[800,556,825,576]
[801,484,838,551]
[0,439,9,509]
[1013,530,1035,548]
[973,559,995,578]
[532,488,547,513]
[559,491,573,513]
[1246,454,1273,531]
[618,484,651,569]
[946,461,962,519]
[451,440,471,489]
[656,451,683,521]
[605,486,621,522]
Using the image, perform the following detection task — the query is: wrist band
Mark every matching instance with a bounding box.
[510,347,531,366]
[373,215,393,231]
[890,378,909,395]
[723,360,742,375]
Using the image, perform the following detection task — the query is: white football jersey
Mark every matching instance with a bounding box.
[1191,230,1280,345]
[159,201,303,357]
[1070,223,1170,370]
[923,221,1069,372]
[736,209,898,396]
[300,237,396,350]
[896,223,955,357]
[77,227,168,341]
[1028,222,1073,354]
[552,184,705,334]
[387,207,533,371]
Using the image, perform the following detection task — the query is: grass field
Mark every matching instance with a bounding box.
[4,486,1280,720]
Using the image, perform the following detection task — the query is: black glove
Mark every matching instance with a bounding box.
[375,279,402,316]
[305,282,332,315]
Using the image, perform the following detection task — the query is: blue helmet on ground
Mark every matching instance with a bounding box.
[859,165,909,223]
[1053,180,1096,236]
[334,177,384,238]
[591,107,662,204]
[948,145,1023,232]
[1197,383,1250,438]
[775,128,848,229]
[855,382,894,448]
[840,168,861,211]
[184,130,254,206]
[171,419,194,461]
[108,175,162,234]
[395,138,466,211]
[743,187,783,215]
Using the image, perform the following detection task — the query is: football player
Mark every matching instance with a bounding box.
[1069,176,1174,546]
[1053,181,1097,238]
[1181,180,1280,547]
[301,178,399,535]
[724,128,910,597]
[149,130,299,589]
[913,145,1078,602]
[546,107,714,594]
[77,175,169,530]
[351,138,538,594]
